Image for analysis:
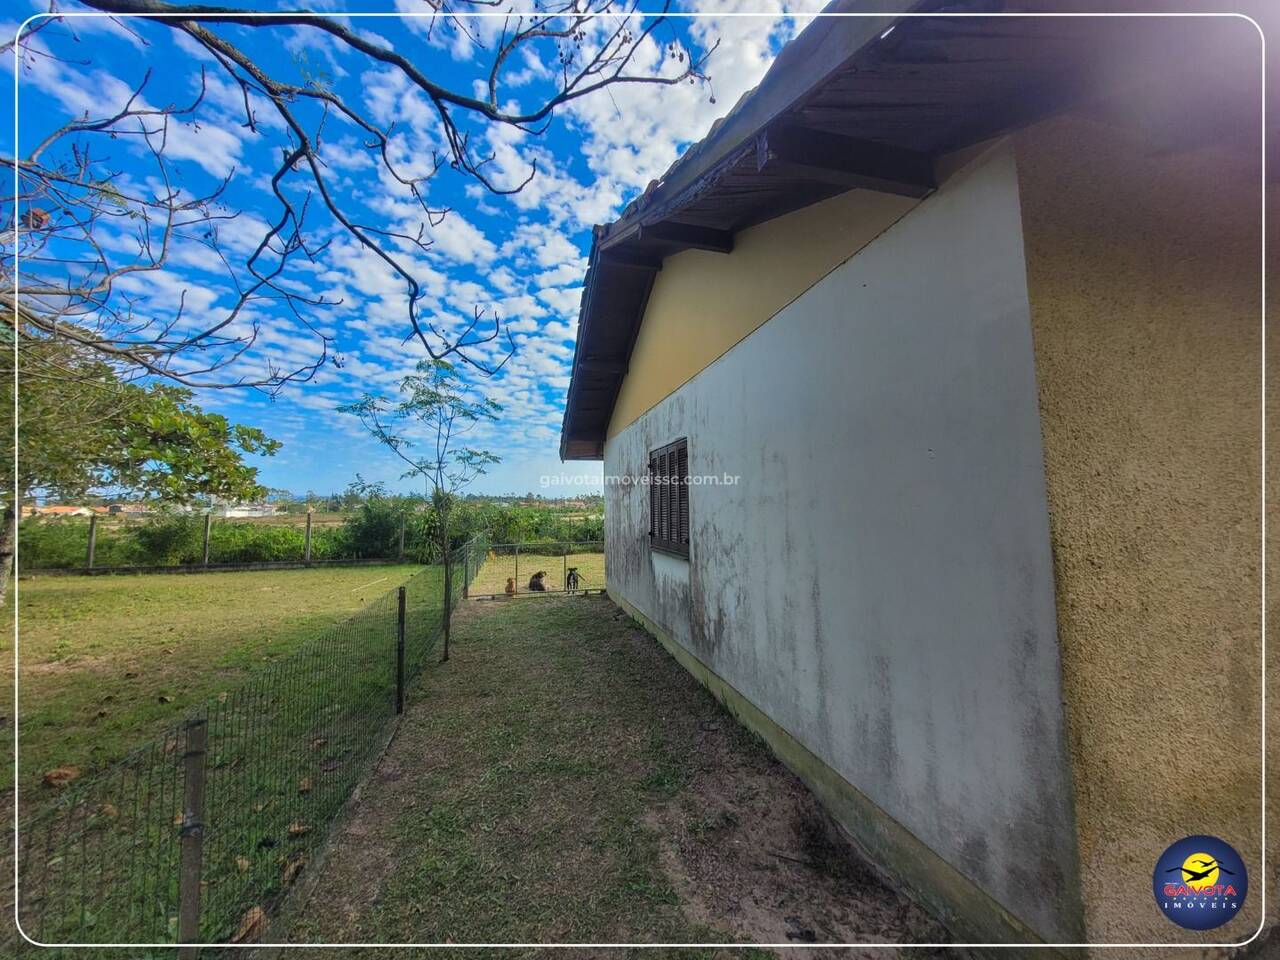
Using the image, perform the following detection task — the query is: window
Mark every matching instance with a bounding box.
[648,438,689,558]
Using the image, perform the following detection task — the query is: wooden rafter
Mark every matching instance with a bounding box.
[755,123,936,198]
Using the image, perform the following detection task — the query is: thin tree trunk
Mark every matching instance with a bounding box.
[0,495,16,609]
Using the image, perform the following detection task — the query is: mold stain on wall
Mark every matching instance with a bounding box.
[604,143,1086,945]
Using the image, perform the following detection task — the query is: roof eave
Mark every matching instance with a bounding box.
[559,0,919,461]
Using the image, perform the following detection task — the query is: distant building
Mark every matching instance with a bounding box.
[37,505,93,518]
[107,503,151,516]
[209,501,282,519]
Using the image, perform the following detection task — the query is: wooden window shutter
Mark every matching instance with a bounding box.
[658,450,670,542]
[648,438,689,558]
[648,454,658,536]
[676,443,689,546]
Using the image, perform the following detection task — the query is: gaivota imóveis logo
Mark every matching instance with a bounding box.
[1153,835,1248,931]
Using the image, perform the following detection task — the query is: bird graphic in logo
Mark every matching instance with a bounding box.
[1166,854,1236,888]
[1153,834,1248,930]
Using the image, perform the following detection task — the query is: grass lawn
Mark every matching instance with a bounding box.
[3,564,425,795]
[282,596,950,957]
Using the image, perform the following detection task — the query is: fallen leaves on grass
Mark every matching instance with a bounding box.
[298,777,313,794]
[230,906,267,943]
[236,856,251,873]
[42,766,79,788]
[288,821,311,837]
[282,854,306,886]
[158,695,174,704]
[98,803,118,819]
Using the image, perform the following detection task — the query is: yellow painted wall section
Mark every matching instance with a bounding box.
[1014,114,1264,949]
[606,188,918,437]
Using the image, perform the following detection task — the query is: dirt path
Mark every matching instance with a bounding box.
[277,595,954,959]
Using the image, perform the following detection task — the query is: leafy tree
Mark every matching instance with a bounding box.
[2,322,279,599]
[339,478,428,560]
[340,359,500,660]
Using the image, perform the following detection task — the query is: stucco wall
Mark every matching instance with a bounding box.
[1014,114,1264,948]
[1266,190,1280,951]
[607,188,918,438]
[604,144,1083,943]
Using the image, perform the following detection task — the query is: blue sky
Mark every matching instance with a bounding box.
[8,1,818,497]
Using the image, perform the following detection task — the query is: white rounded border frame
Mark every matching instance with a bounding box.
[8,6,1269,953]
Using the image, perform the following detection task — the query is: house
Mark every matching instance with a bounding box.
[209,501,282,519]
[560,4,1267,953]
[107,503,151,516]
[35,505,93,518]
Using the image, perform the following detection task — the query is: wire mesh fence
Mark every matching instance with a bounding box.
[16,535,488,953]
[467,541,605,597]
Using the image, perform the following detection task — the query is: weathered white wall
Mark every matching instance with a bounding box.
[604,144,1083,942]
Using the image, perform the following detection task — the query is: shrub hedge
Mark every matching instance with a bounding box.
[19,500,605,570]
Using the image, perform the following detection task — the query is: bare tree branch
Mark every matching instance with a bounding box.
[6,1,715,390]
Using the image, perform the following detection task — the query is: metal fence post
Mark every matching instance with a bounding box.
[178,717,208,959]
[201,512,212,567]
[463,552,469,599]
[395,585,406,714]
[304,509,313,564]
[562,549,567,594]
[514,544,520,594]
[441,551,452,663]
[85,514,97,570]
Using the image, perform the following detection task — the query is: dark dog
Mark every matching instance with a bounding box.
[528,570,548,592]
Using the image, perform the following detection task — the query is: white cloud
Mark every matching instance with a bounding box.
[320,136,377,172]
[282,24,352,80]
[427,212,498,264]
[115,270,220,315]
[536,264,584,287]
[20,57,244,177]
[195,68,288,135]
[536,286,583,317]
